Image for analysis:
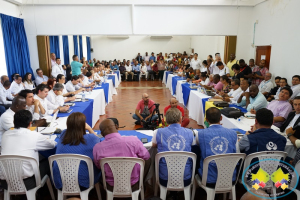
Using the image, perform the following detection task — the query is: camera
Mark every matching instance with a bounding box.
[140,103,163,130]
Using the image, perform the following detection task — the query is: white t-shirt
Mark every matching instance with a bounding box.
[218,66,230,76]
[228,87,243,103]
[10,81,25,95]
[65,81,80,92]
[190,58,202,70]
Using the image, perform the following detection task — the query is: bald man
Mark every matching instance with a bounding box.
[132,93,158,125]
[93,119,151,190]
[237,84,268,112]
[258,72,273,96]
[164,98,190,127]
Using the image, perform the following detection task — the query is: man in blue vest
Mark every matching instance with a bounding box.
[239,108,287,155]
[152,108,195,187]
[196,107,238,185]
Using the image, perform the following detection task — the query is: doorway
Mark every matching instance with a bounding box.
[256,46,272,70]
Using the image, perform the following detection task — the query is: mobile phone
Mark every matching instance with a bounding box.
[141,138,148,144]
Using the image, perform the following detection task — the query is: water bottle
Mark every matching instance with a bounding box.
[82,91,86,102]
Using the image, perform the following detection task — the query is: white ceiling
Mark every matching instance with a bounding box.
[6,0,267,7]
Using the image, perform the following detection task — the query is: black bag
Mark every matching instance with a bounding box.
[213,101,229,107]
[221,107,244,119]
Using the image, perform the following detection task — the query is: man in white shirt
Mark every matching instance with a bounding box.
[47,83,65,108]
[216,61,230,77]
[258,72,274,96]
[10,75,25,95]
[35,68,48,86]
[223,79,243,103]
[0,80,12,108]
[140,62,148,79]
[56,74,76,101]
[78,73,95,88]
[18,89,44,121]
[290,75,300,100]
[125,60,134,81]
[50,52,56,67]
[65,75,85,93]
[190,53,201,70]
[143,52,150,62]
[51,58,64,78]
[1,110,56,189]
[0,96,26,145]
[34,84,69,117]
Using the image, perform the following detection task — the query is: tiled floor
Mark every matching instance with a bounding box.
[4,80,297,200]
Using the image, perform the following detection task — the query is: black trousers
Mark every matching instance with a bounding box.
[1,159,50,191]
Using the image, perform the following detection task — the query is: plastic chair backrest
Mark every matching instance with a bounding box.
[0,155,41,193]
[48,154,94,194]
[155,151,197,189]
[100,157,145,196]
[201,153,246,191]
[242,151,287,188]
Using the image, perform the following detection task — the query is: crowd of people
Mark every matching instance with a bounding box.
[0,50,300,199]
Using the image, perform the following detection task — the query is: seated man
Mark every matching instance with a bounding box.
[196,107,238,185]
[0,80,12,109]
[34,84,69,117]
[0,75,14,101]
[0,96,26,145]
[258,72,273,96]
[110,61,119,71]
[216,61,230,77]
[19,89,44,120]
[252,87,293,128]
[10,74,25,95]
[203,74,223,92]
[46,83,65,108]
[164,97,190,127]
[125,60,134,81]
[1,110,56,191]
[56,74,76,102]
[223,79,243,103]
[132,61,141,81]
[132,93,158,125]
[78,73,95,88]
[290,75,300,99]
[282,96,300,147]
[239,108,286,155]
[237,84,268,112]
[65,75,85,93]
[93,119,150,190]
[266,76,281,100]
[35,68,48,86]
[152,108,195,187]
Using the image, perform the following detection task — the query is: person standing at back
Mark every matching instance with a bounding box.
[71,55,86,76]
[226,53,239,77]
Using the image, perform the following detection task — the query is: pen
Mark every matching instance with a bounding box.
[39,127,47,132]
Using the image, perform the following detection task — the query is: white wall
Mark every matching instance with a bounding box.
[0,1,20,75]
[191,36,225,61]
[91,36,191,61]
[252,0,300,83]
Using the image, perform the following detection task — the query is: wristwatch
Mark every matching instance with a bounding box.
[287,133,293,138]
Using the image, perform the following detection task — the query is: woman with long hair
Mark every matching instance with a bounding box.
[47,78,56,90]
[53,112,101,190]
[23,72,35,90]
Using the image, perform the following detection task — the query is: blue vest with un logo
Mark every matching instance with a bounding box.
[156,123,194,181]
[197,125,237,183]
[245,128,287,155]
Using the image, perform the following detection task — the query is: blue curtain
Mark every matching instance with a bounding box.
[49,36,60,59]
[0,14,35,81]
[86,36,91,61]
[62,35,69,64]
[79,35,83,60]
[73,35,78,57]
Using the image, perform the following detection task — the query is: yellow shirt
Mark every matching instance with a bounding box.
[227,59,239,76]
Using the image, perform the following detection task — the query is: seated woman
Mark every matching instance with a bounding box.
[192,70,201,83]
[199,72,210,85]
[47,78,56,90]
[219,75,231,94]
[23,72,35,90]
[185,67,195,82]
[53,112,101,190]
[176,64,184,77]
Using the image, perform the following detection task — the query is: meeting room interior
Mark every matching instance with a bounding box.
[0,0,299,200]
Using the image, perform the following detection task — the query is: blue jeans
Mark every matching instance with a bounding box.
[132,114,158,122]
[0,105,6,116]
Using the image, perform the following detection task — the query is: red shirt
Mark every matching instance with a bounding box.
[164,105,185,117]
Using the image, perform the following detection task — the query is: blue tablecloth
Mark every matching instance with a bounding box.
[57,99,93,126]
[172,76,185,95]
[229,104,248,113]
[182,83,197,106]
[165,71,171,84]
[114,71,120,80]
[93,83,109,103]
[108,75,115,86]
[39,130,152,158]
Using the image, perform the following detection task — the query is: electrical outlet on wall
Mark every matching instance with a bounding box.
[256,20,259,24]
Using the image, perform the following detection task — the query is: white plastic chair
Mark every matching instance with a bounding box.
[240,151,287,200]
[100,157,145,200]
[154,151,197,200]
[191,153,246,200]
[0,155,55,200]
[49,154,102,200]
